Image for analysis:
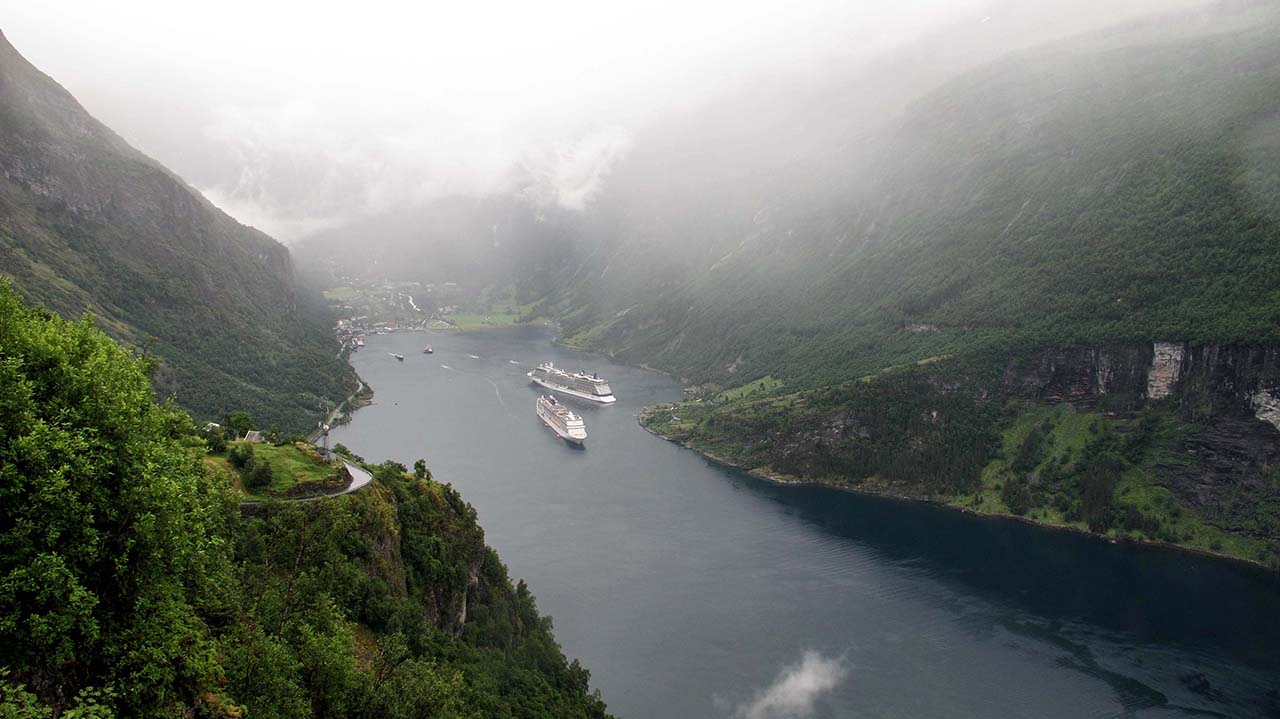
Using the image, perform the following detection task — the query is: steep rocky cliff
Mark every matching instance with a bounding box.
[1001,342,1280,423]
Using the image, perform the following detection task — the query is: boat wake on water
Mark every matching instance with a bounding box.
[439,363,507,411]
[486,377,506,408]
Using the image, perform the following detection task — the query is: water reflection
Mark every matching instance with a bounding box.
[730,470,1280,715]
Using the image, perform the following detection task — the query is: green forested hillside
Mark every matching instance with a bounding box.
[641,346,1280,567]
[0,30,355,433]
[549,4,1280,387]
[0,283,609,718]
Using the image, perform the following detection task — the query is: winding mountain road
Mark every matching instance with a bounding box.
[309,381,367,444]
[336,461,374,495]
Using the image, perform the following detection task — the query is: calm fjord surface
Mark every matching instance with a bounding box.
[331,328,1280,719]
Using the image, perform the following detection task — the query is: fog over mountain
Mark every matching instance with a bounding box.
[1,0,1197,241]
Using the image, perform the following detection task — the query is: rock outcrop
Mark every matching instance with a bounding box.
[1146,342,1185,400]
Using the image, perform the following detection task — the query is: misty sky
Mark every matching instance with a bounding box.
[1,0,1195,241]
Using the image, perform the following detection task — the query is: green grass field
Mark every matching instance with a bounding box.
[444,300,548,330]
[948,403,1273,564]
[446,312,520,329]
[322,286,361,302]
[219,441,340,499]
[717,375,783,401]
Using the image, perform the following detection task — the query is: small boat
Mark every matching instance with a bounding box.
[390,353,405,361]
[423,346,434,354]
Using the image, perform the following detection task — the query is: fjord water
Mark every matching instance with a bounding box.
[330,328,1280,719]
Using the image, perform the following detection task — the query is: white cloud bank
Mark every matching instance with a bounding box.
[734,651,849,719]
[2,0,1206,242]
[1,0,988,240]
[517,127,633,211]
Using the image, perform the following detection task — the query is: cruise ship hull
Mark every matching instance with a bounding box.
[536,406,587,444]
[528,373,617,404]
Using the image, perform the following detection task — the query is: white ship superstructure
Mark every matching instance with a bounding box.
[527,362,616,404]
[536,395,587,444]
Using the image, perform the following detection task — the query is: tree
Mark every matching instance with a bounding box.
[0,283,231,715]
[334,444,364,462]
[248,461,274,490]
[228,443,255,470]
[1081,449,1123,532]
[224,411,255,438]
[413,459,429,480]
[203,426,228,454]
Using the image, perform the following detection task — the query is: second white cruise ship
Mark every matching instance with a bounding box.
[536,395,587,444]
[528,362,616,404]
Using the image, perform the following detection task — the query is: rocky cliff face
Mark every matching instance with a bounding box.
[999,345,1152,407]
[1179,345,1280,426]
[1002,342,1280,530]
[1001,342,1280,423]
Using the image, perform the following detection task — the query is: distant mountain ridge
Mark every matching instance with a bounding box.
[0,29,354,431]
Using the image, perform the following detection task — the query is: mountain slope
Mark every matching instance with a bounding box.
[0,29,354,432]
[550,3,1280,387]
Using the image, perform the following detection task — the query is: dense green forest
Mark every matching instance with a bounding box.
[0,283,610,718]
[0,30,355,434]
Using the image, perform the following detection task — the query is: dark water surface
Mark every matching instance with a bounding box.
[330,328,1280,719]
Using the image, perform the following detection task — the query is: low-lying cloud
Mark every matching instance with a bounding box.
[4,0,1215,244]
[197,100,632,240]
[517,127,632,211]
[197,100,526,241]
[734,651,848,719]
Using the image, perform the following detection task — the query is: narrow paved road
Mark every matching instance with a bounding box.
[309,381,366,444]
[337,461,373,495]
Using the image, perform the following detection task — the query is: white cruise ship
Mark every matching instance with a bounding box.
[527,362,616,404]
[536,395,587,444]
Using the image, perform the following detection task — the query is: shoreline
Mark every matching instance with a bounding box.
[337,327,1274,574]
[637,419,1277,575]
[310,378,370,443]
